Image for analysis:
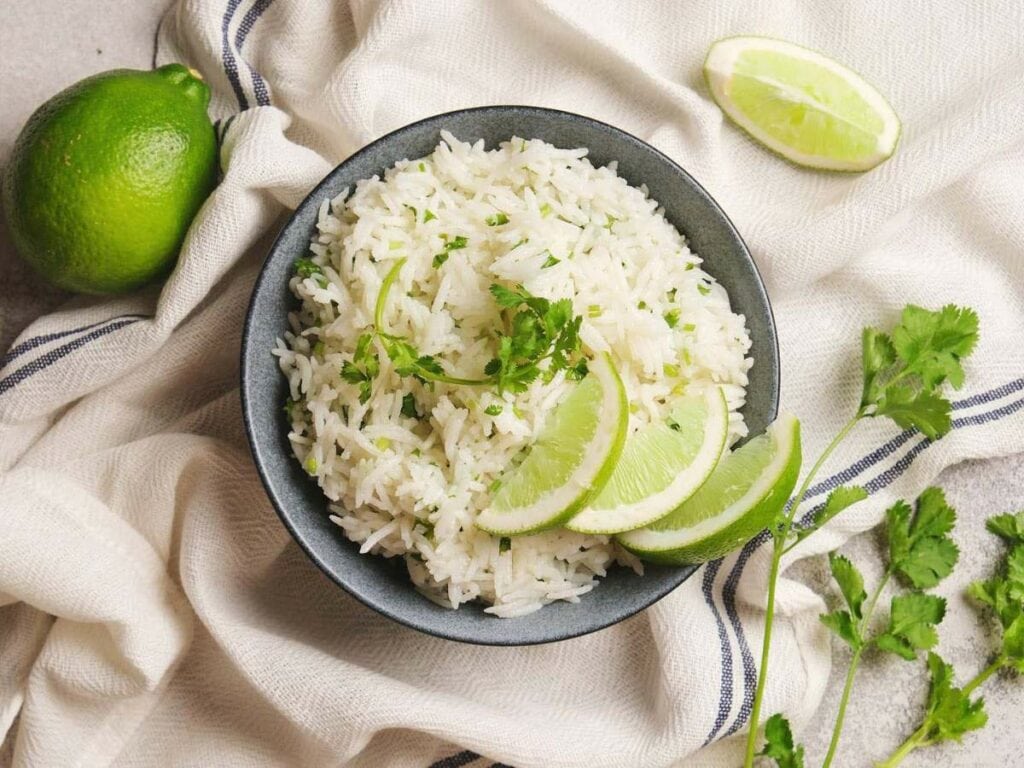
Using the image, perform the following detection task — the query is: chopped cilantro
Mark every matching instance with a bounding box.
[401,393,419,419]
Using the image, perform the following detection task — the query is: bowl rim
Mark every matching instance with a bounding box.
[240,105,779,645]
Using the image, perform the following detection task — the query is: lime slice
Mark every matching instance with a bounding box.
[476,353,628,536]
[617,413,801,564]
[566,388,729,535]
[704,36,900,172]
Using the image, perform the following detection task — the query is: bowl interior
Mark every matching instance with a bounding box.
[241,106,779,645]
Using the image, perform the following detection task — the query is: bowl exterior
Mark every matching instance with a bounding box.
[240,106,779,645]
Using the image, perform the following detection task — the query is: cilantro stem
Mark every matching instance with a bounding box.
[961,653,1006,696]
[822,571,890,768]
[781,410,867,557]
[746,538,784,766]
[876,722,930,768]
[413,369,490,387]
[744,411,864,768]
[823,646,864,768]
[375,258,407,332]
[877,654,1005,767]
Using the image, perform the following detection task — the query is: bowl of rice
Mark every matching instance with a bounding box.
[241,106,778,645]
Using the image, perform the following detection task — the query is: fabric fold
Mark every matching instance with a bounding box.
[1,1,1023,765]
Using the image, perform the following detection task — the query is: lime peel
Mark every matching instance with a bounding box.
[617,412,802,564]
[704,36,900,172]
[475,352,627,536]
[566,387,729,535]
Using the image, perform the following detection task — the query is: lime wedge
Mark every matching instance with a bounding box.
[704,36,900,171]
[566,388,729,535]
[476,353,628,536]
[617,413,801,564]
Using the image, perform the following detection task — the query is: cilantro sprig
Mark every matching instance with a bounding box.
[338,258,587,402]
[485,283,586,391]
[860,304,979,437]
[764,488,959,768]
[875,510,1024,767]
[340,332,379,404]
[745,304,979,768]
[763,499,1024,768]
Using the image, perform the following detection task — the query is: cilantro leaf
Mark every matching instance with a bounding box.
[400,393,419,419]
[887,489,959,589]
[489,283,529,308]
[340,362,372,403]
[859,305,978,439]
[370,276,584,395]
[1002,614,1024,668]
[830,553,867,620]
[432,235,468,268]
[340,332,379,404]
[875,593,946,660]
[759,713,805,768]
[1006,545,1024,601]
[484,284,584,393]
[890,305,979,389]
[986,512,1024,544]
[294,257,328,287]
[968,573,1022,632]
[861,327,897,405]
[820,610,860,650]
[795,486,868,544]
[969,527,1024,670]
[872,387,951,439]
[820,553,867,649]
[919,652,988,743]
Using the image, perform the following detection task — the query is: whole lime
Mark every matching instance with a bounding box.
[2,64,217,294]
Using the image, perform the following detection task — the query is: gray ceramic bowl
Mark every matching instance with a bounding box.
[241,106,778,645]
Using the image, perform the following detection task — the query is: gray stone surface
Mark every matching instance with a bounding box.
[794,452,1024,767]
[1,1,1020,765]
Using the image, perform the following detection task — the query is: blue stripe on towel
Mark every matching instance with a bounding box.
[700,558,733,745]
[710,379,1024,740]
[221,0,248,110]
[429,750,479,768]
[234,0,274,106]
[0,317,144,396]
[1,314,148,369]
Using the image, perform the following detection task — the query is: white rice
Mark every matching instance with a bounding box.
[274,131,753,617]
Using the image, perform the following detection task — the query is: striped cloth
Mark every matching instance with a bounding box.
[2,1,1023,766]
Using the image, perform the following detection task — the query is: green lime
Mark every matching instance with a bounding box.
[566,387,729,535]
[475,353,628,536]
[617,413,801,565]
[704,36,900,172]
[2,64,217,294]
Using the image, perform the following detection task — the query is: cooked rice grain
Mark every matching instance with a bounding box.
[275,132,752,616]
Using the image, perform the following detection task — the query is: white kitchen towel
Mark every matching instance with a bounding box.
[1,1,1023,766]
